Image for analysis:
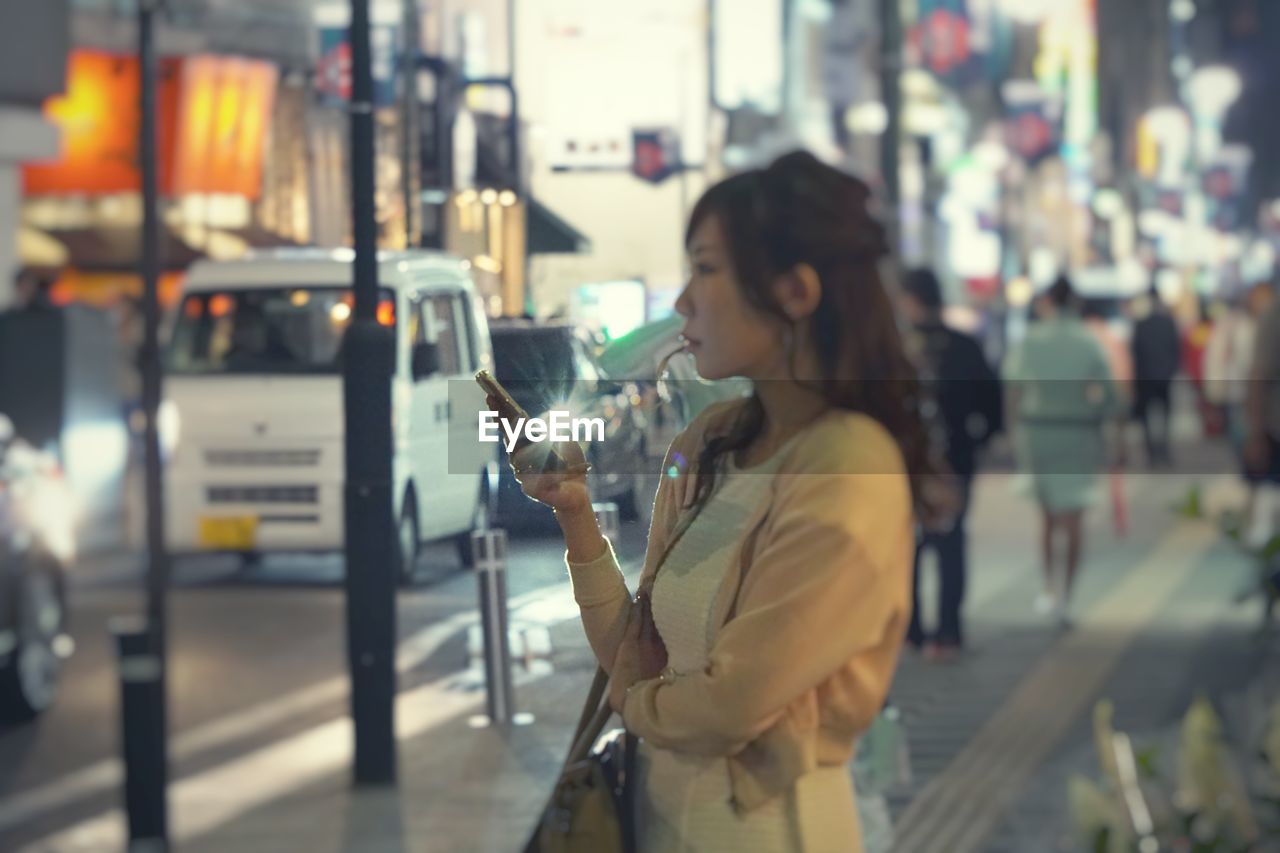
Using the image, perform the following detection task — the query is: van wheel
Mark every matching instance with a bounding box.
[0,560,65,723]
[457,479,493,568]
[395,492,421,584]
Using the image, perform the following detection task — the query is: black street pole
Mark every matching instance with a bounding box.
[414,54,454,250]
[139,0,168,672]
[400,0,420,247]
[114,0,172,847]
[344,0,398,786]
[880,0,903,256]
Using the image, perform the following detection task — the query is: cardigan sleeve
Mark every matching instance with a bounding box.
[621,439,911,756]
[566,433,688,675]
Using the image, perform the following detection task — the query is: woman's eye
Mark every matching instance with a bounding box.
[695,263,716,276]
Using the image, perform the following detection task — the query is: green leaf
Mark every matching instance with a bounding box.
[1135,745,1161,779]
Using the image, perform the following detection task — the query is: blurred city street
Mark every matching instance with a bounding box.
[2,0,1280,851]
[2,425,1275,852]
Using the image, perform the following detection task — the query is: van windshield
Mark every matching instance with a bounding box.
[166,287,396,376]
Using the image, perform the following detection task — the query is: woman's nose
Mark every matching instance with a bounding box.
[674,282,693,318]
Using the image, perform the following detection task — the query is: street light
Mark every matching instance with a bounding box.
[1186,66,1242,124]
[1141,106,1191,187]
[1143,105,1190,136]
[1170,0,1196,24]
[1091,188,1124,221]
[846,101,888,135]
[902,101,948,137]
[973,141,1009,173]
[996,0,1055,24]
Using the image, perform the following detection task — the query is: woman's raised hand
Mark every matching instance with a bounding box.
[492,393,592,515]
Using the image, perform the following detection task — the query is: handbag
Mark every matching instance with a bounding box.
[523,665,639,853]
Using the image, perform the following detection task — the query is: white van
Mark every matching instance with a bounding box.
[161,249,497,578]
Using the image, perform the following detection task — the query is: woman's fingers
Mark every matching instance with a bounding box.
[507,441,592,512]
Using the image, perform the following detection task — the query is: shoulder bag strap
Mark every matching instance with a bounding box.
[623,731,639,853]
[560,666,610,770]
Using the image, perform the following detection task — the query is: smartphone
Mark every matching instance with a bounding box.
[475,370,569,470]
[475,369,529,423]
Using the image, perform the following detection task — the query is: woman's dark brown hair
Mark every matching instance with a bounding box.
[684,150,943,521]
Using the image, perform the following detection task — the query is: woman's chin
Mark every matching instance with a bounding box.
[690,355,725,381]
[689,348,749,382]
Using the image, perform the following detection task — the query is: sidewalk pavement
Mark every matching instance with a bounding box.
[24,437,1275,853]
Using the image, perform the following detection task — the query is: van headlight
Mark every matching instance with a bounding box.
[158,400,181,457]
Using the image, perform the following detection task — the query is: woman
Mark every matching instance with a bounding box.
[1005,276,1120,627]
[500,152,936,852]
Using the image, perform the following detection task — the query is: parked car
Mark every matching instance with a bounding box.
[0,415,73,722]
[162,249,498,579]
[597,314,752,429]
[488,319,649,529]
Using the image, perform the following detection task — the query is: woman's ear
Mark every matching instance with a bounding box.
[774,263,822,321]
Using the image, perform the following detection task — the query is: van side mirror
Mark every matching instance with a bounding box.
[412,341,441,381]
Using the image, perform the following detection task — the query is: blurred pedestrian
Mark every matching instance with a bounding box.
[900,268,1003,662]
[1209,284,1274,527]
[1082,300,1134,535]
[1130,284,1182,467]
[13,269,56,310]
[1004,276,1121,628]
[1183,297,1220,438]
[507,151,937,852]
[1245,279,1280,548]
[1081,300,1133,405]
[1206,285,1272,456]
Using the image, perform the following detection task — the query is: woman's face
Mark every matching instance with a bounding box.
[674,216,785,381]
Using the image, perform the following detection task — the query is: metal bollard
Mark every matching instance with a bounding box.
[594,501,620,543]
[467,528,532,728]
[110,616,169,852]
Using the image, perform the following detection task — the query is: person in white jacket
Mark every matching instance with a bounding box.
[1204,287,1262,452]
[1208,282,1275,531]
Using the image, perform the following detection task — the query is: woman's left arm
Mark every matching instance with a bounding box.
[621,464,912,757]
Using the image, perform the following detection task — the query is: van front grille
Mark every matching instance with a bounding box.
[207,486,319,505]
[205,449,321,468]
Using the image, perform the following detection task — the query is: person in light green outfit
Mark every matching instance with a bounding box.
[1004,276,1122,628]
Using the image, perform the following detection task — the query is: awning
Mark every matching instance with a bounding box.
[34,223,305,273]
[39,226,204,272]
[527,198,591,255]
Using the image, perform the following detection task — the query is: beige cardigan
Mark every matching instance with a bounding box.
[567,398,914,812]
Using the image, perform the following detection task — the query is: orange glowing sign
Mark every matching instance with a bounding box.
[170,56,277,198]
[23,51,145,194]
[24,50,277,199]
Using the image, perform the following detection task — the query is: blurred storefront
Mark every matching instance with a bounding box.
[19,49,305,310]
